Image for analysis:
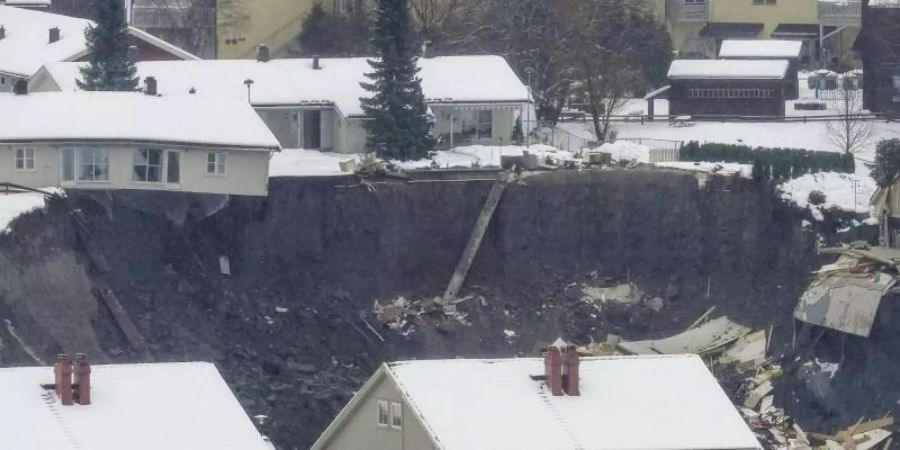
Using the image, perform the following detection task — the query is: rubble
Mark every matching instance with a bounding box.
[616,315,751,355]
[372,295,471,335]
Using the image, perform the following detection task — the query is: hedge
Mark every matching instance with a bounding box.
[680,141,855,181]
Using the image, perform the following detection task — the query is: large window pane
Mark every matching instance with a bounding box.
[62,149,75,181]
[133,149,162,182]
[77,148,109,181]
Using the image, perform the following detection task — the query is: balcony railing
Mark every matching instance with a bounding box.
[131,6,215,29]
[817,0,861,27]
[667,0,709,23]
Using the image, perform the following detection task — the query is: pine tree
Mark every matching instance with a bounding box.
[77,0,139,91]
[360,0,435,160]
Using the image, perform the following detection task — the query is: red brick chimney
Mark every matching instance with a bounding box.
[73,353,91,405]
[55,354,74,406]
[544,346,563,396]
[562,346,580,396]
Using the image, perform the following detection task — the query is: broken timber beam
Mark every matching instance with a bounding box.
[442,172,509,302]
[93,286,148,352]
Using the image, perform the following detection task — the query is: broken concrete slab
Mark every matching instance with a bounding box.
[794,272,895,338]
[744,380,774,409]
[854,429,893,450]
[617,316,751,355]
[581,283,643,306]
[720,329,767,367]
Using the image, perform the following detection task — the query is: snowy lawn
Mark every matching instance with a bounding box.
[270,145,577,177]
[655,161,753,178]
[557,113,900,216]
[0,188,59,234]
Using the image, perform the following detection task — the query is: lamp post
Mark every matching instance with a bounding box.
[525,67,535,149]
[243,78,254,103]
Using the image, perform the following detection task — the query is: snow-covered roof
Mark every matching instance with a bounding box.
[869,0,900,7]
[0,362,270,450]
[35,55,529,117]
[318,355,761,450]
[2,0,51,6]
[0,92,280,150]
[668,59,790,80]
[0,5,198,78]
[719,39,804,59]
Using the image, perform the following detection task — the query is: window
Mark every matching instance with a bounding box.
[14,147,34,171]
[133,149,163,182]
[684,0,706,3]
[376,400,389,427]
[752,0,776,4]
[688,88,774,99]
[65,147,109,182]
[390,402,403,430]
[207,152,226,175]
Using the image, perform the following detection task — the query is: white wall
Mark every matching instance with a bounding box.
[0,143,271,196]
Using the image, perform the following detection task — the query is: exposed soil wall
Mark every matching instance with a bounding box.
[0,170,879,448]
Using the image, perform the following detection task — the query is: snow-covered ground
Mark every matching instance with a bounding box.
[269,145,576,177]
[0,188,59,234]
[655,161,753,178]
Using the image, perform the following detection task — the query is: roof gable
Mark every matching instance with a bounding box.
[381,355,761,450]
[0,362,269,450]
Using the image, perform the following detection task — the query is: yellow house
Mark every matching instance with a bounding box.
[217,0,360,59]
[656,0,860,67]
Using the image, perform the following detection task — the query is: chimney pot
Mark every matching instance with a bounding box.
[13,79,27,96]
[422,40,432,58]
[0,25,6,40]
[55,354,74,406]
[256,44,270,63]
[127,45,139,62]
[562,347,580,396]
[313,55,321,70]
[74,353,91,405]
[144,76,157,96]
[544,346,563,396]
[49,27,60,43]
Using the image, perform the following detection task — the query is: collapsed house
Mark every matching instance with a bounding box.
[794,243,900,338]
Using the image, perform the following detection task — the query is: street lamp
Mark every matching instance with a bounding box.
[243,78,254,103]
[524,67,535,149]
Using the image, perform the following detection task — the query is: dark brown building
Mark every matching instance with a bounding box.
[718,39,803,100]
[859,0,900,114]
[667,59,789,117]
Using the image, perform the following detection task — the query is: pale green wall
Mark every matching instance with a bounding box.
[0,144,271,196]
[324,376,436,450]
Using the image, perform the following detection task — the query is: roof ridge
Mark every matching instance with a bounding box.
[537,387,585,450]
[42,390,83,450]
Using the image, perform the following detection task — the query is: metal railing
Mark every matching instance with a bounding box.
[817,0,862,26]
[131,5,215,29]
[667,0,709,22]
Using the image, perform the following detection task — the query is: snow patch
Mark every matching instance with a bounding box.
[0,188,59,234]
[597,141,650,163]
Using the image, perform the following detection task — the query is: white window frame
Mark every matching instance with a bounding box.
[206,151,227,176]
[390,401,403,430]
[376,400,389,428]
[132,148,165,183]
[14,147,35,171]
[62,147,110,183]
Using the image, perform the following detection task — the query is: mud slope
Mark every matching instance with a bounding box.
[0,170,842,448]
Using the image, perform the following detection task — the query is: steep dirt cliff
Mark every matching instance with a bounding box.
[0,170,861,448]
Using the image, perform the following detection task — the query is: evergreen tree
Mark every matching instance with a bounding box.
[297,2,371,57]
[360,0,435,160]
[77,0,139,91]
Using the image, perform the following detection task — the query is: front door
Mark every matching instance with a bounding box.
[303,110,322,149]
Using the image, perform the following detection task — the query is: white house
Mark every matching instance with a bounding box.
[0,356,272,450]
[0,5,199,93]
[311,348,762,450]
[29,55,532,153]
[0,92,280,196]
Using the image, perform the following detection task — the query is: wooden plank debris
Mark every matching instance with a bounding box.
[93,287,147,352]
[617,316,750,355]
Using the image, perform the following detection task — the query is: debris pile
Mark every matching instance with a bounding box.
[372,295,471,335]
[795,243,900,338]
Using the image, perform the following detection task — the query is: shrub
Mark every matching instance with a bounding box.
[871,139,900,188]
[808,190,827,206]
[680,141,854,181]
